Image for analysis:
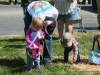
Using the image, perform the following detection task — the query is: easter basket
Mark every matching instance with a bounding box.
[88,39,100,64]
[26,36,42,58]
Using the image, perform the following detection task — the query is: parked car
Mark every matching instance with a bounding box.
[92,0,98,10]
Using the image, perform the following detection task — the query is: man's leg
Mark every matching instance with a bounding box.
[64,48,71,62]
[25,18,32,33]
[97,14,100,30]
[65,19,73,33]
[22,7,26,24]
[43,33,52,67]
[57,19,65,41]
[22,7,32,33]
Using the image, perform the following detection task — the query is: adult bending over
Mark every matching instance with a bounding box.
[25,1,58,71]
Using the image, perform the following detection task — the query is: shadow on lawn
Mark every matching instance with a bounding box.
[0,57,26,73]
[0,38,25,42]
[52,59,65,63]
[52,37,58,40]
[52,58,95,65]
[4,45,25,49]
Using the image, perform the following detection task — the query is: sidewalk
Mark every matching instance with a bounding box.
[0,2,98,36]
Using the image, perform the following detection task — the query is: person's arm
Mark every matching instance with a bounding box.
[94,33,100,40]
[40,29,44,40]
[61,38,67,48]
[50,1,55,6]
[26,28,33,45]
[72,40,78,62]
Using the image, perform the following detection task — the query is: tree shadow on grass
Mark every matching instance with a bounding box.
[78,59,98,65]
[0,57,26,73]
[52,58,97,65]
[0,38,25,42]
[52,59,65,63]
[4,45,25,49]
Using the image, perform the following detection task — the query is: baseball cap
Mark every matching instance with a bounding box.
[62,32,72,47]
[44,17,56,35]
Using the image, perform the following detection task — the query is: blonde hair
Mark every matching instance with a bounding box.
[30,17,43,29]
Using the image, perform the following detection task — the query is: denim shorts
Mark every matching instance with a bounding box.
[57,4,77,21]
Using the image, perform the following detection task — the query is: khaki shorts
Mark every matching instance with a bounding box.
[98,0,100,14]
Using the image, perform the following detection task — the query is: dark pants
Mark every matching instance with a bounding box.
[9,0,18,4]
[82,0,91,2]
[64,48,80,63]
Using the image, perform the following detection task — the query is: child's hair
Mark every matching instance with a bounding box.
[30,17,43,29]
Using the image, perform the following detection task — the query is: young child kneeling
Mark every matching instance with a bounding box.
[25,17,44,71]
[61,32,80,63]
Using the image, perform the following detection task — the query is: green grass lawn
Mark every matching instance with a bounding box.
[0,32,100,75]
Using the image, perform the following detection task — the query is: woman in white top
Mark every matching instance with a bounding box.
[50,0,77,41]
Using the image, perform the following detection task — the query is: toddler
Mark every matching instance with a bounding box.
[26,17,44,71]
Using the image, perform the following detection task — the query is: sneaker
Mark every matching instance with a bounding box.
[56,38,61,41]
[44,62,51,67]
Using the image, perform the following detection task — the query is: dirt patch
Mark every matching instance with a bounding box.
[52,55,100,74]
[68,55,100,72]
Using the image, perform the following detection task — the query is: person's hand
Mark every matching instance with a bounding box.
[61,38,67,48]
[36,52,41,57]
[61,42,67,48]
[94,35,98,40]
[73,57,77,62]
[68,0,74,2]
[33,44,38,49]
[94,33,100,40]
[37,35,42,40]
